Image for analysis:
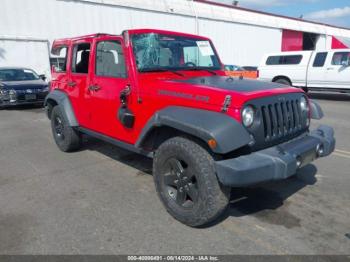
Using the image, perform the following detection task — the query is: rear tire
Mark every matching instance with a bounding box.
[153,136,230,227]
[274,78,291,86]
[50,105,81,152]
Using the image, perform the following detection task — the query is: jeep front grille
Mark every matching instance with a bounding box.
[261,99,303,141]
[247,93,308,151]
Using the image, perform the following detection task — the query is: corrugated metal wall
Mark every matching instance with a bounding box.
[0,38,50,76]
[198,19,281,65]
[1,0,350,73]
[0,0,282,67]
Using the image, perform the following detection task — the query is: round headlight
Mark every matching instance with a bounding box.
[242,106,255,127]
[300,96,309,112]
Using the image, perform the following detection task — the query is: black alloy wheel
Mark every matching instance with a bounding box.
[163,157,199,208]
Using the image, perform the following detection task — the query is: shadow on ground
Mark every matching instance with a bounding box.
[82,136,153,174]
[82,136,318,228]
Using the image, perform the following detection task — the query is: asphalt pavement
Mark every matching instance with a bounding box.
[0,92,349,254]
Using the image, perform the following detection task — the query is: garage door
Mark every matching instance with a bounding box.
[0,38,51,78]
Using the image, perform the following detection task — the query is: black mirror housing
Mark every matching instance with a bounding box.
[39,74,47,81]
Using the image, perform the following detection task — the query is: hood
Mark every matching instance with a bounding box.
[0,79,47,90]
[166,75,302,106]
[173,76,286,93]
[139,73,303,111]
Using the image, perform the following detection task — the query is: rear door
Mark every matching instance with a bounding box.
[324,51,350,89]
[86,36,136,142]
[69,40,92,127]
[307,52,328,88]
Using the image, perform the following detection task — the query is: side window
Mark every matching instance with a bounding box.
[266,56,281,65]
[50,46,68,72]
[266,55,302,65]
[96,41,127,78]
[313,52,328,67]
[284,55,303,65]
[72,43,91,74]
[332,52,350,66]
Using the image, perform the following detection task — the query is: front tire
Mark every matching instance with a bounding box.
[50,106,81,152]
[153,137,230,227]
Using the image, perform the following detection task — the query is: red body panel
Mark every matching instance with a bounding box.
[331,36,349,49]
[281,30,303,52]
[51,29,302,146]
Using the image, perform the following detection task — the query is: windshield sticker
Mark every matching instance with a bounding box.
[196,41,214,56]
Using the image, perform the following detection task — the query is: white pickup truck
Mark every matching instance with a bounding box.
[258,49,350,93]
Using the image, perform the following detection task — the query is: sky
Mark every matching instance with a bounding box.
[212,0,350,28]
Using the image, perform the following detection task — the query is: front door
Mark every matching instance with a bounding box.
[325,51,350,89]
[86,36,136,143]
[307,52,328,88]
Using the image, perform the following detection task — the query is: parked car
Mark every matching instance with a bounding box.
[224,64,258,79]
[45,29,335,227]
[258,50,350,93]
[0,67,49,107]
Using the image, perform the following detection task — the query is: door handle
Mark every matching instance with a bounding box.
[89,85,101,92]
[327,68,334,70]
[67,81,77,87]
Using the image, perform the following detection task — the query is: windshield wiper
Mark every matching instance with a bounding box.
[180,67,218,75]
[139,68,184,77]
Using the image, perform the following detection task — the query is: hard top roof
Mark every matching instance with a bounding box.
[52,29,210,47]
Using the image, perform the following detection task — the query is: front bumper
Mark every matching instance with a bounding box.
[0,100,45,107]
[215,125,335,187]
[0,92,48,107]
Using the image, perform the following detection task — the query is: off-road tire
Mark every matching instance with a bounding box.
[153,136,230,227]
[50,105,81,152]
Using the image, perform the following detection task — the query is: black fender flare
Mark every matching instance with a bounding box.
[135,106,252,154]
[44,90,79,127]
[310,100,324,120]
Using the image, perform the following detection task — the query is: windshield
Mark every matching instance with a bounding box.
[0,68,40,81]
[131,33,221,72]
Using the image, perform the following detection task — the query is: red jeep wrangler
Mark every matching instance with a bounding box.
[45,29,335,227]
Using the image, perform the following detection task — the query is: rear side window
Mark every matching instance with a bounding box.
[313,52,328,67]
[72,43,91,74]
[266,55,303,65]
[332,52,350,65]
[50,46,68,72]
[95,41,127,78]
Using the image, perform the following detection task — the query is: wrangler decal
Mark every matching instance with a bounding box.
[158,89,210,102]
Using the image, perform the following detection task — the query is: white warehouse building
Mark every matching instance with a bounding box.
[1,0,350,76]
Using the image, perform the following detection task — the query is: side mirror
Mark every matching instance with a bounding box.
[341,60,350,67]
[39,74,46,81]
